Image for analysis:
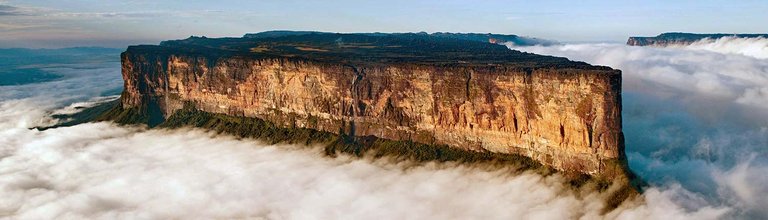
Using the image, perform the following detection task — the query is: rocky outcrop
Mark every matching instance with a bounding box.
[116,32,627,178]
[628,32,768,46]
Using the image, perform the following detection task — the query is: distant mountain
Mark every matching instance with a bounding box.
[627,32,768,46]
[243,30,326,39]
[243,31,556,46]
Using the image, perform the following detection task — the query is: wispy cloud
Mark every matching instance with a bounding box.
[0,3,235,47]
[48,11,168,18]
[0,4,23,16]
[0,22,43,30]
[47,10,225,19]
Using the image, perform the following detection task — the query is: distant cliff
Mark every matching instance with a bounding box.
[107,32,632,181]
[425,32,556,46]
[628,32,768,46]
[244,31,557,46]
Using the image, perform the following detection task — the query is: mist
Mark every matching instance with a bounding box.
[0,102,727,220]
[681,37,768,59]
[2,38,767,219]
[510,39,768,219]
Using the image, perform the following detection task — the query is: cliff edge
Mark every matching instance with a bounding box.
[103,31,635,186]
[628,32,768,46]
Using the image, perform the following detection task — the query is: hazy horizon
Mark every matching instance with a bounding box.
[2,0,768,48]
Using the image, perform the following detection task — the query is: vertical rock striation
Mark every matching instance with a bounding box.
[116,32,627,178]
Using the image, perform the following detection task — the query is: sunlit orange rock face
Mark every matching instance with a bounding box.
[119,33,625,177]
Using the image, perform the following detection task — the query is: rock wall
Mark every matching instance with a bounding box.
[120,49,624,176]
[627,33,768,46]
[626,37,696,47]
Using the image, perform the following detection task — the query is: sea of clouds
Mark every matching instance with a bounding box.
[509,38,768,219]
[1,38,767,219]
[679,36,768,59]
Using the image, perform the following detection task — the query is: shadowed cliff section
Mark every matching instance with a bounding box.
[90,31,642,209]
[627,32,768,46]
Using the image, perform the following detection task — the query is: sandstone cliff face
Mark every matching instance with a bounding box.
[627,32,768,46]
[626,37,701,47]
[120,47,623,176]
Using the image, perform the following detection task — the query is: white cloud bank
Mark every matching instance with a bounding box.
[510,40,768,219]
[4,39,768,219]
[509,41,768,110]
[682,37,768,60]
[0,106,727,219]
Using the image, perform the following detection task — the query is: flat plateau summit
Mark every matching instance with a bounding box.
[87,31,641,208]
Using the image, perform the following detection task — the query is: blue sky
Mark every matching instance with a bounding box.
[1,0,766,48]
